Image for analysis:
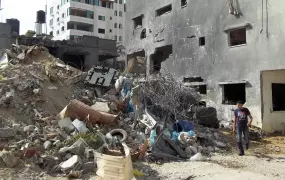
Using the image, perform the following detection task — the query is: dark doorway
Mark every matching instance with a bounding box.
[272,83,285,111]
[63,53,85,70]
[152,45,172,73]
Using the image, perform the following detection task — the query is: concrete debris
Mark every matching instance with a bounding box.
[44,141,52,150]
[72,119,89,134]
[0,128,16,138]
[0,150,19,168]
[58,118,75,133]
[91,102,110,113]
[59,155,82,173]
[0,43,262,179]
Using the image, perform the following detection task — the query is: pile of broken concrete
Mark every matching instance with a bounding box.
[0,45,231,179]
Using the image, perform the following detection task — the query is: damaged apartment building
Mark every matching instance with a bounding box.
[126,0,285,133]
[0,20,118,70]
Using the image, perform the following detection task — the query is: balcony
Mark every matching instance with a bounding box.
[68,29,93,36]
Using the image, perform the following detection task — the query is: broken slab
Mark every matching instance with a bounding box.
[58,138,89,157]
[58,118,75,133]
[72,119,89,134]
[0,150,19,168]
[91,102,110,113]
[59,155,82,173]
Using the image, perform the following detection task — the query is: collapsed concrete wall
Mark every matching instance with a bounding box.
[126,0,285,132]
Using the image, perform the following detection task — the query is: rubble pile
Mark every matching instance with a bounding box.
[0,47,231,179]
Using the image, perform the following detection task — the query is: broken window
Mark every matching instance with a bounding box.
[272,83,285,111]
[98,28,105,34]
[119,0,122,4]
[156,4,172,17]
[181,0,187,7]
[133,15,143,29]
[62,13,65,18]
[229,28,246,46]
[61,26,65,31]
[114,23,117,28]
[222,83,246,105]
[119,11,123,17]
[50,31,53,36]
[98,15,105,21]
[193,85,207,94]
[119,24,122,29]
[114,35,117,41]
[114,10,117,16]
[109,29,112,33]
[199,37,205,46]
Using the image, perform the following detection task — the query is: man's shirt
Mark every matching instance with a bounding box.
[234,108,251,125]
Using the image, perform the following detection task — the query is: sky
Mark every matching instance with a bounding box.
[1,0,47,34]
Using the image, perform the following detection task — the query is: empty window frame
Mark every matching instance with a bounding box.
[156,4,172,17]
[57,17,59,22]
[119,24,122,29]
[98,15,105,21]
[119,36,122,41]
[133,15,143,29]
[114,35,117,41]
[119,11,123,17]
[114,23,117,28]
[199,37,205,46]
[98,28,105,34]
[62,13,65,18]
[102,1,107,7]
[56,30,59,35]
[222,83,246,105]
[181,0,187,7]
[110,29,112,33]
[50,7,54,14]
[229,28,246,47]
[119,0,122,4]
[114,10,117,16]
[193,85,207,95]
[272,83,285,111]
[61,26,65,31]
[50,31,53,36]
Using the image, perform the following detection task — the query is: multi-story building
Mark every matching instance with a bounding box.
[126,0,285,133]
[47,0,125,44]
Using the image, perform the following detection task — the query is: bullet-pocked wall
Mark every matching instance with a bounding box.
[126,0,285,132]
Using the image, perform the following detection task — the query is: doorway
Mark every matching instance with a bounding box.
[261,70,285,132]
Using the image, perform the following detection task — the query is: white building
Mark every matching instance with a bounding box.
[47,0,125,44]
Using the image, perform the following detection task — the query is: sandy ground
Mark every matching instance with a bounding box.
[1,151,284,180]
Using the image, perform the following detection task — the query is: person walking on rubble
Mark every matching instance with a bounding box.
[233,100,253,156]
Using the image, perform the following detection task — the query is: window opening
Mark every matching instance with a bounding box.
[133,15,143,29]
[229,28,246,47]
[181,0,187,7]
[199,37,205,46]
[156,4,172,17]
[98,28,105,34]
[222,83,246,105]
[272,83,285,111]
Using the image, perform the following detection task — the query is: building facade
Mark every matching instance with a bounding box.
[47,0,125,44]
[126,0,285,133]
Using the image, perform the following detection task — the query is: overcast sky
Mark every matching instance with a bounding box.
[1,0,47,34]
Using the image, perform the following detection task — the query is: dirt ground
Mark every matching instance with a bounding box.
[1,131,285,180]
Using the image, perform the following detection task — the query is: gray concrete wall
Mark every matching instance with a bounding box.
[126,0,285,132]
[0,23,15,50]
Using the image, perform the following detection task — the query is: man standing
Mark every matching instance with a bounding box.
[233,100,253,156]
